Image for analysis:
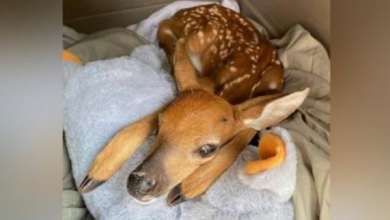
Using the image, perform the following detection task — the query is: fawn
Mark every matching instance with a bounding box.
[79,4,309,206]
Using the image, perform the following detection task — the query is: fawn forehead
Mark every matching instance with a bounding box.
[161,90,234,123]
[159,90,235,140]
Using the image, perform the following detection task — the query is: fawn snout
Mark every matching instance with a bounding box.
[127,159,167,203]
[127,169,158,203]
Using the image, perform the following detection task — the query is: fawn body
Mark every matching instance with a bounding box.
[158,4,284,104]
[79,4,309,206]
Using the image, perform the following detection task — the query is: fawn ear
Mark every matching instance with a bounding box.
[173,38,200,91]
[234,88,310,131]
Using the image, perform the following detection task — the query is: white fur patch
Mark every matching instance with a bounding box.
[243,88,310,130]
[230,66,237,72]
[198,31,204,38]
[269,82,277,89]
[249,81,261,98]
[223,74,250,91]
[131,196,157,205]
[162,29,173,36]
[189,54,203,74]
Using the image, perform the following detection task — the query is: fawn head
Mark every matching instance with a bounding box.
[127,39,309,203]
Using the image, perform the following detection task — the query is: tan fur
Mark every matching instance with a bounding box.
[158,4,284,104]
[88,110,160,180]
[179,128,257,199]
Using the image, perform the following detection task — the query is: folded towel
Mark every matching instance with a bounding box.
[63,44,297,220]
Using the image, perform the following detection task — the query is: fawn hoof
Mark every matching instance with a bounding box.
[167,184,186,206]
[78,175,106,193]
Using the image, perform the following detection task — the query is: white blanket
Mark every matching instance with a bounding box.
[127,0,239,44]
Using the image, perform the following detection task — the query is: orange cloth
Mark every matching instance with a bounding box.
[63,50,82,65]
[244,133,286,175]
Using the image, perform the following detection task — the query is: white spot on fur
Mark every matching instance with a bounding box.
[162,29,173,36]
[211,45,217,53]
[261,66,271,75]
[223,74,251,91]
[269,82,277,89]
[249,81,261,98]
[253,34,259,44]
[230,66,237,72]
[189,54,203,74]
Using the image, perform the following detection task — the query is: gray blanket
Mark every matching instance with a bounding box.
[272,25,330,220]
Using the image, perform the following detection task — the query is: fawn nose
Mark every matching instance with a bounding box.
[138,177,156,194]
[127,171,157,201]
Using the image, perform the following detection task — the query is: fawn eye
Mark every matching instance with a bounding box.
[199,144,218,157]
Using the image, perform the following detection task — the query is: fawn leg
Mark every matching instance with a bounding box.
[79,111,161,193]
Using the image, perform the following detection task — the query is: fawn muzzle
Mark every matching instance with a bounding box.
[127,159,168,203]
[127,169,158,202]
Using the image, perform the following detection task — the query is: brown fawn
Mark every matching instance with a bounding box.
[79,4,309,206]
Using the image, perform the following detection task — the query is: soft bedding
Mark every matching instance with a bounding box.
[62,1,330,220]
[63,42,298,220]
[62,27,151,220]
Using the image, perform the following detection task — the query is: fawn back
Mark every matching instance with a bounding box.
[158,4,284,104]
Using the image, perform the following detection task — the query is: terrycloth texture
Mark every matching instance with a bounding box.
[127,0,239,44]
[63,45,178,220]
[63,29,152,220]
[63,141,95,220]
[67,28,149,64]
[269,25,331,220]
[63,44,297,220]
